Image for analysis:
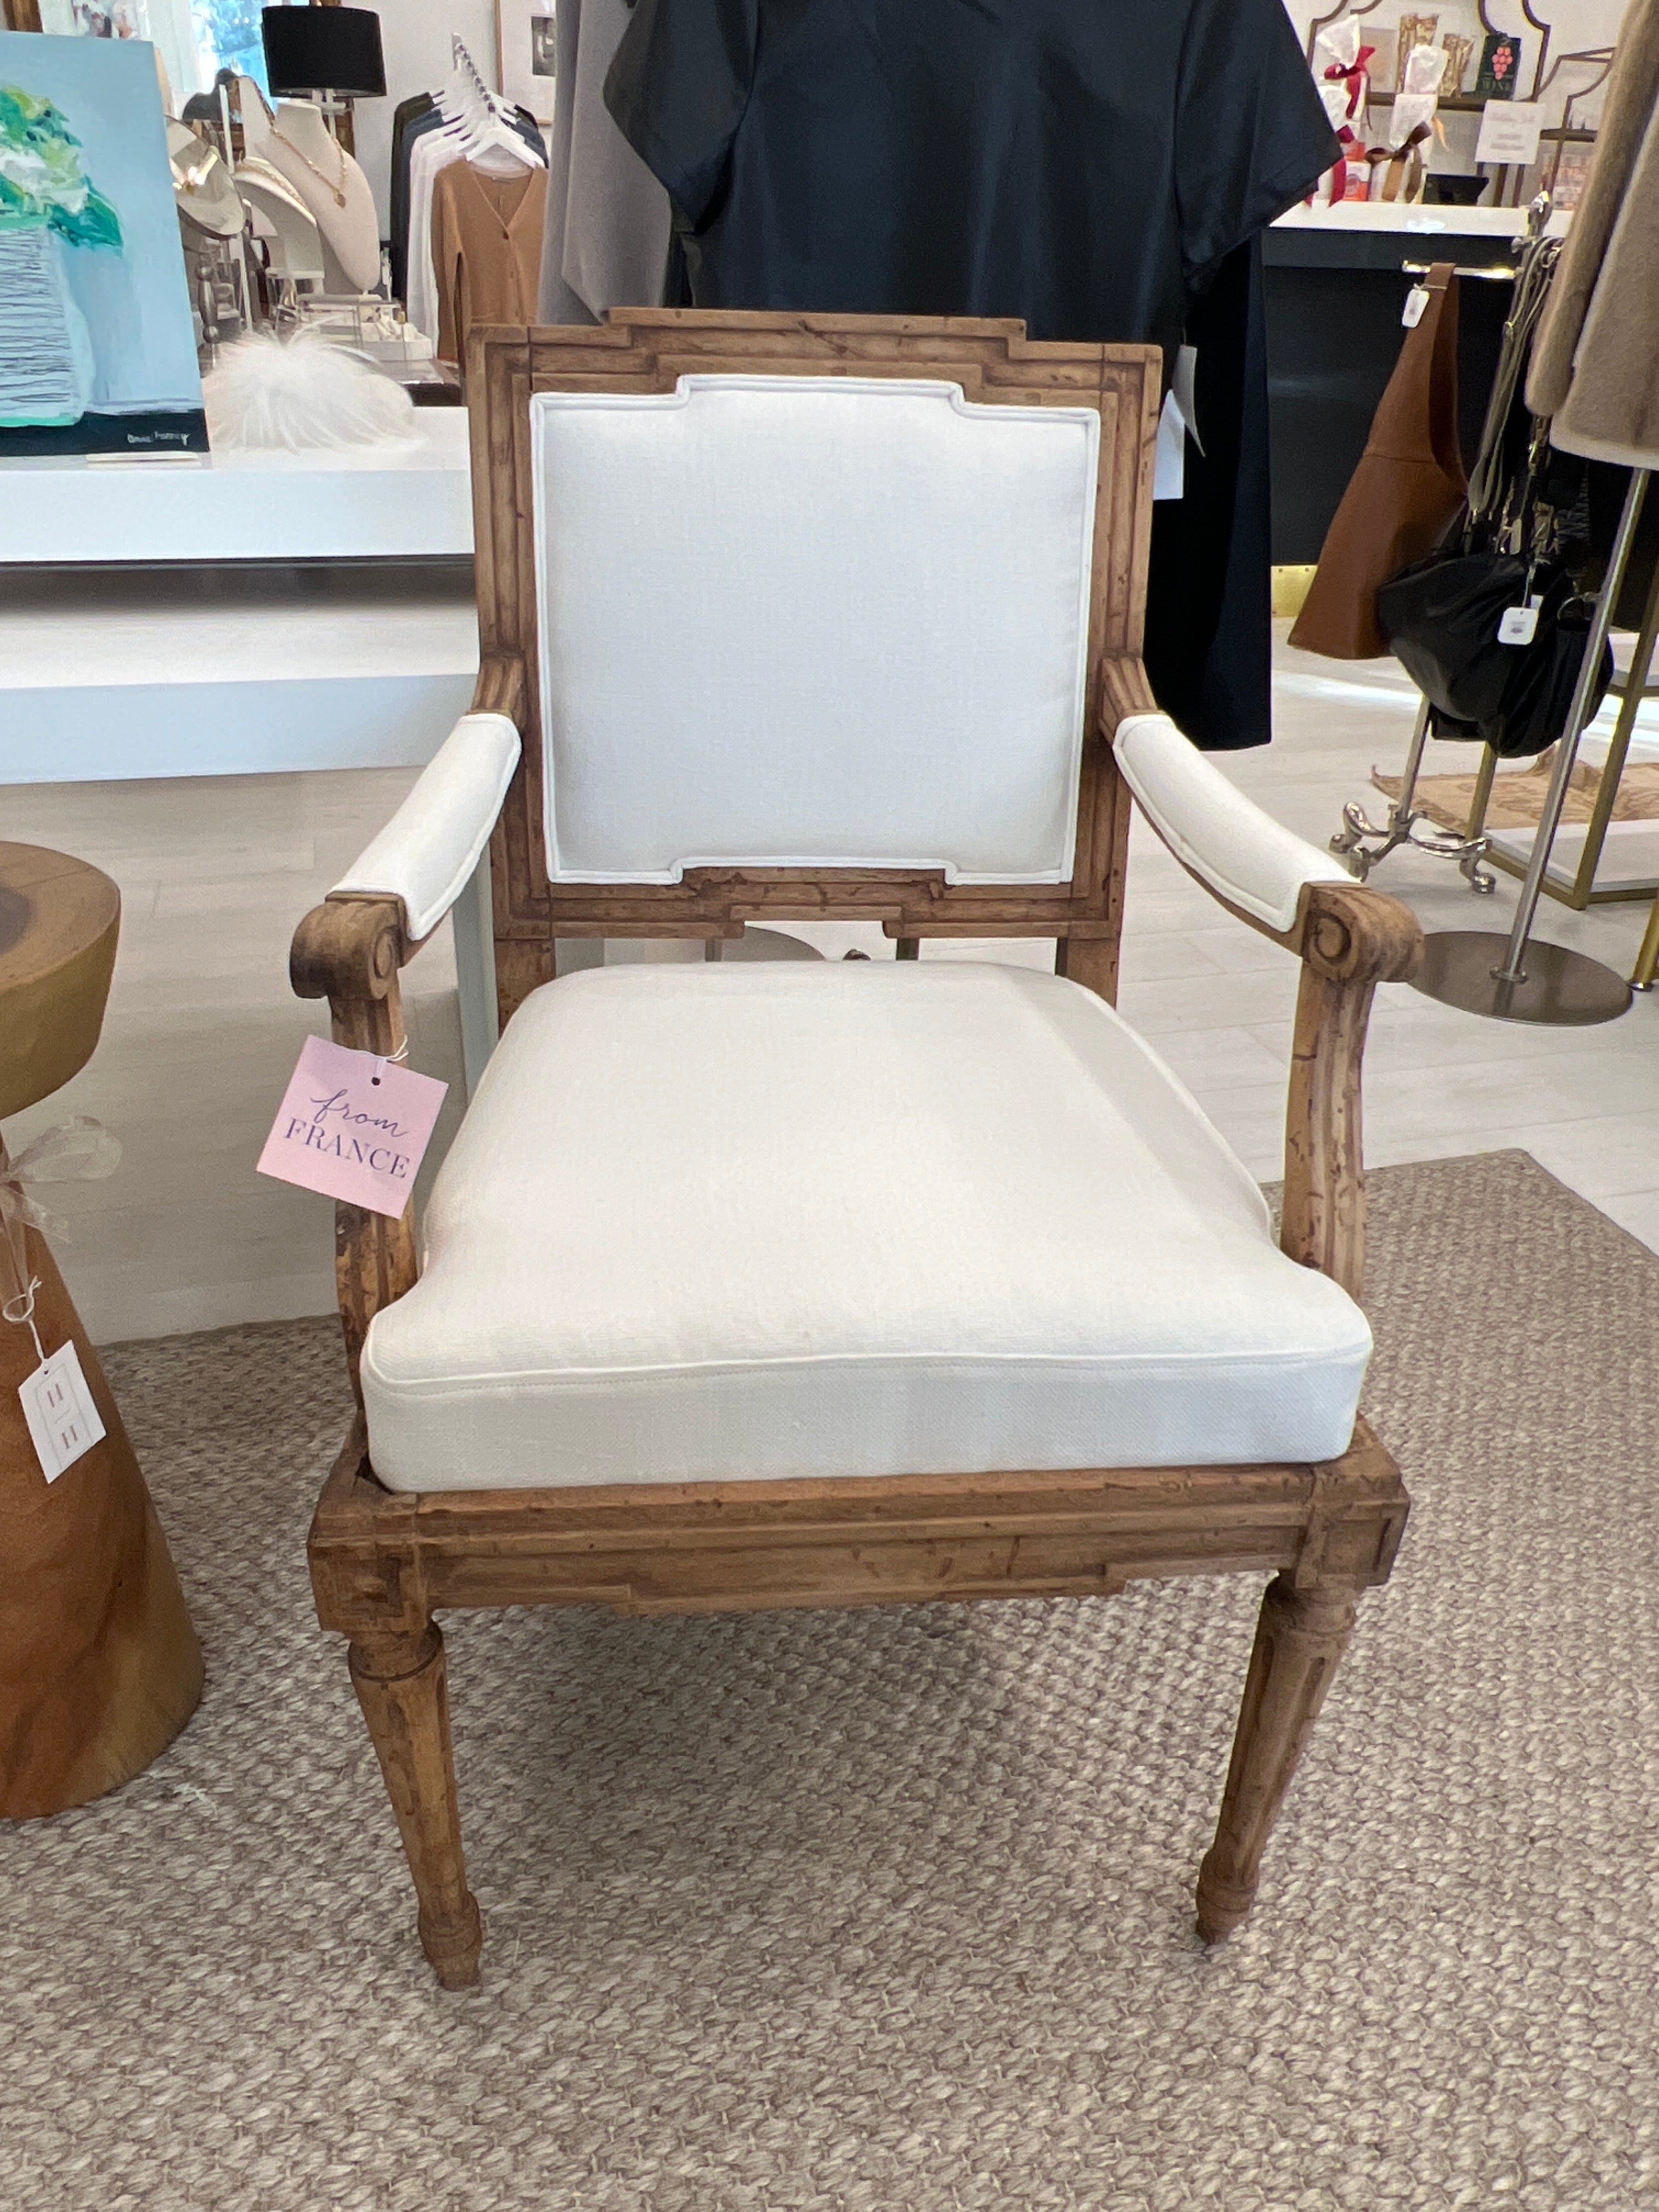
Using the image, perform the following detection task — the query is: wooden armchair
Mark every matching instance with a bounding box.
[291,312,1422,1989]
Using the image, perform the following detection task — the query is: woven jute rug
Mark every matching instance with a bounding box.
[5,1152,1658,2212]
[1373,751,1659,832]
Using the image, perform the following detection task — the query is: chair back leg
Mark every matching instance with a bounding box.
[1195,1571,1363,1943]
[348,1625,483,1989]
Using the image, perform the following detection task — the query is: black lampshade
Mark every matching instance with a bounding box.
[261,7,387,99]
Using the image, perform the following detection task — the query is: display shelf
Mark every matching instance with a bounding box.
[1486,819,1659,899]
[0,409,473,567]
[0,563,479,781]
[1305,0,1565,110]
[1368,92,1491,109]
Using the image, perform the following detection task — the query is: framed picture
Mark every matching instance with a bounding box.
[1476,31,1524,100]
[0,30,206,454]
[495,0,557,127]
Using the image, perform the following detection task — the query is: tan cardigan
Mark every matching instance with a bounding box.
[431,161,549,369]
[1526,0,1659,462]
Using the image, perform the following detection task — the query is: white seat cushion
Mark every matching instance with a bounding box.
[361,964,1372,1492]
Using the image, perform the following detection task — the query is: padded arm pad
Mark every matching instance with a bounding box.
[331,713,521,943]
[1113,712,1352,936]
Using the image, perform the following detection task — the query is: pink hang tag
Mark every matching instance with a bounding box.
[258,1035,447,1219]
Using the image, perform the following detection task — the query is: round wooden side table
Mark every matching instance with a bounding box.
[1,842,203,1819]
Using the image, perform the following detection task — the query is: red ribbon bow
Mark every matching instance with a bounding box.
[1324,45,1376,120]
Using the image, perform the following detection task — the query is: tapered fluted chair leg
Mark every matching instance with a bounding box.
[1197,1572,1361,1943]
[349,1624,483,1988]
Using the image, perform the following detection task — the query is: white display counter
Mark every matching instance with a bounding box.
[0,410,473,567]
[0,563,478,783]
[1271,202,1571,241]
[0,412,479,783]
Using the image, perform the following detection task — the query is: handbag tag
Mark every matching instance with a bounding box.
[1498,601,1541,646]
[1402,285,1430,328]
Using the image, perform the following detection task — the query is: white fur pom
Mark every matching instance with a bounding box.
[204,331,419,453]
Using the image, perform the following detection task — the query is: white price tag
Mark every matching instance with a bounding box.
[1402,285,1430,328]
[1153,389,1186,499]
[19,1342,105,1483]
[1153,345,1203,501]
[1498,600,1541,646]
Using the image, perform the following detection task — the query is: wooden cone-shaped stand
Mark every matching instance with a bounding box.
[1,1221,203,1819]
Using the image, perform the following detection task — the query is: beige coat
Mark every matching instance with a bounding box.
[1527,0,1659,455]
[1550,96,1659,465]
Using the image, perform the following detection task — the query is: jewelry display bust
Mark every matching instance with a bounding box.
[241,89,380,294]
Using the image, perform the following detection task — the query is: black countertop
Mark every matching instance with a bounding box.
[1263,221,1524,274]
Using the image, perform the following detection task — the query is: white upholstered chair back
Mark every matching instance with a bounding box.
[528,376,1102,887]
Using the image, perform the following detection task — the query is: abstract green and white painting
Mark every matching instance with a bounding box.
[0,30,204,453]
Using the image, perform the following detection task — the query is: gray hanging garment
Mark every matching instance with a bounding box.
[538,0,673,324]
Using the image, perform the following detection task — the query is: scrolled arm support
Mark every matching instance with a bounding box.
[288,895,421,1400]
[1282,882,1422,1303]
[1297,879,1423,989]
[291,894,413,1012]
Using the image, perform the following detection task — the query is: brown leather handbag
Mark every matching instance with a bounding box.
[1290,261,1467,659]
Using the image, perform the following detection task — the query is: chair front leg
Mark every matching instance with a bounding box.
[1195,1571,1363,1943]
[348,1624,483,1989]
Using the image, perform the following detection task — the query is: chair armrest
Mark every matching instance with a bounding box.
[286,710,518,1401]
[1111,710,1422,1304]
[1112,711,1356,938]
[291,707,519,1018]
[330,710,521,946]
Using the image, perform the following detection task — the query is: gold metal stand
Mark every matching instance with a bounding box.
[1466,549,1659,909]
[1632,896,1659,990]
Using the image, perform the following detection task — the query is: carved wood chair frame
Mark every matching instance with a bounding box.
[291,312,1422,1989]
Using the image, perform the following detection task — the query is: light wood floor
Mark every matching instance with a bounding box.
[6,626,1657,1342]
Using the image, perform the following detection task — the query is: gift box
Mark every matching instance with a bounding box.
[1395,14,1438,94]
[1310,18,1376,206]
[1440,32,1475,97]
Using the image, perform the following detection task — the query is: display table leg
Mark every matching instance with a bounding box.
[0,1220,203,1819]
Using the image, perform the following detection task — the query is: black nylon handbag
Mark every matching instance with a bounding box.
[1375,549,1612,757]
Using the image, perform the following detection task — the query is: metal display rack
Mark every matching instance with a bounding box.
[1330,215,1550,894]
[1326,195,1652,1024]
[1412,470,1649,1023]
[1335,556,1659,915]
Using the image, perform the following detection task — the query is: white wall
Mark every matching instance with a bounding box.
[355,0,500,234]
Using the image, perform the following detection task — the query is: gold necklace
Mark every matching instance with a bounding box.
[268,121,348,209]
